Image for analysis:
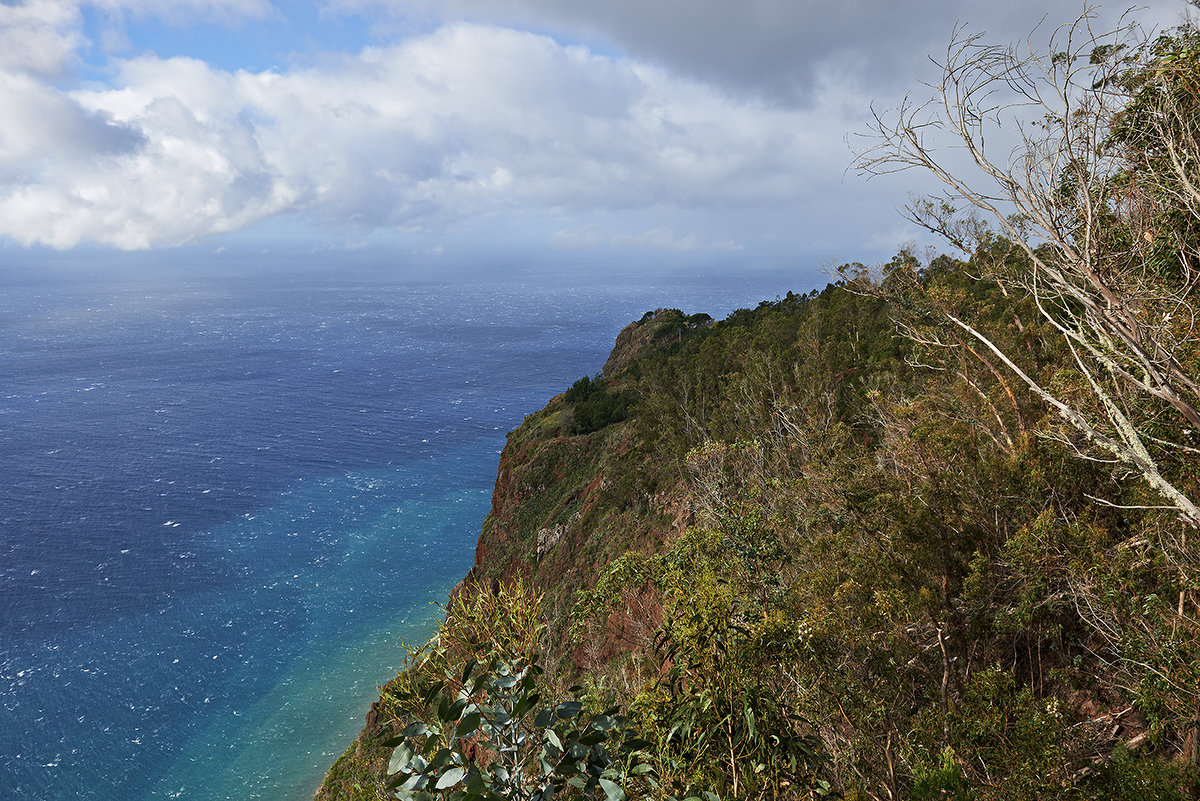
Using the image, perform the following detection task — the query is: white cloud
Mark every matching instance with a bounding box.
[0,1,276,76]
[324,0,1188,104]
[0,73,144,179]
[0,20,858,249]
[0,1,83,76]
[3,1,1186,256]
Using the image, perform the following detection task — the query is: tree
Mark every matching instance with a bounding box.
[854,5,1200,528]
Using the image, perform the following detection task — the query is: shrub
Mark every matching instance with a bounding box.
[385,655,652,801]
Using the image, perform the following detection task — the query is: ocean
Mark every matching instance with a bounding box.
[0,257,802,801]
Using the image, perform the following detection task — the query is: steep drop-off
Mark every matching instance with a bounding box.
[318,275,1200,800]
[314,308,695,801]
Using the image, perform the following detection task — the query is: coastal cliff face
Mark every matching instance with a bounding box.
[317,284,1200,800]
[601,308,712,378]
[460,308,694,665]
[314,309,692,801]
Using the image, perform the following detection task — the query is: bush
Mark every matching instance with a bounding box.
[563,374,633,435]
[385,655,652,801]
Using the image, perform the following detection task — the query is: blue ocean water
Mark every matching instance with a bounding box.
[0,259,802,801]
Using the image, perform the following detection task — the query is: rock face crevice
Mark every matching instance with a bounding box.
[535,505,585,562]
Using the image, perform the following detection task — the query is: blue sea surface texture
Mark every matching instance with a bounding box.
[0,261,795,801]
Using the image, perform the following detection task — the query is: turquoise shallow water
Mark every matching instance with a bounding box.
[142,471,488,801]
[0,260,803,800]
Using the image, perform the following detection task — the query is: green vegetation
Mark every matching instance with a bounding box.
[318,7,1200,800]
[563,375,634,435]
[381,582,653,801]
[320,248,1197,798]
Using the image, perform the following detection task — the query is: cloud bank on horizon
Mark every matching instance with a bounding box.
[0,0,1187,260]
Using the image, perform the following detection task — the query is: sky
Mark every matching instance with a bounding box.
[0,0,1189,277]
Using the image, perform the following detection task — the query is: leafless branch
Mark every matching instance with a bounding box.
[853,5,1200,527]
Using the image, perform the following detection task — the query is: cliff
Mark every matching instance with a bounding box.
[316,278,1199,800]
[601,308,712,378]
[314,308,693,801]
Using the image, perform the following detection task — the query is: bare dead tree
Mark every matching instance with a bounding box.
[854,5,1200,527]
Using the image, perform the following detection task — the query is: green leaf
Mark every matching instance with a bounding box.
[545,728,562,750]
[592,714,616,731]
[599,778,625,801]
[567,776,588,789]
[534,708,555,727]
[436,767,467,790]
[457,711,481,737]
[466,771,487,795]
[387,743,414,775]
[513,690,539,718]
[556,701,583,719]
[429,748,453,770]
[461,659,478,684]
[395,774,423,792]
[447,698,469,721]
[579,730,606,746]
[422,681,444,707]
[401,721,429,738]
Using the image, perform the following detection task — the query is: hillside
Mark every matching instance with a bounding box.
[316,252,1200,800]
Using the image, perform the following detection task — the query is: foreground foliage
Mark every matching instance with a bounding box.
[385,654,650,801]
